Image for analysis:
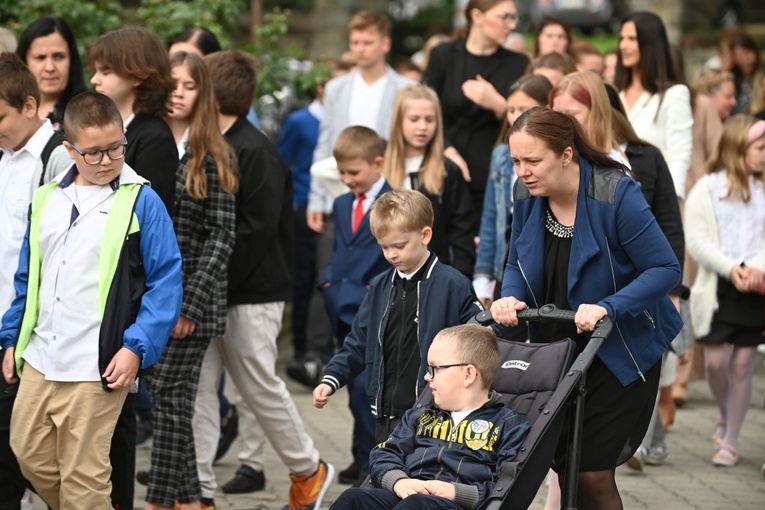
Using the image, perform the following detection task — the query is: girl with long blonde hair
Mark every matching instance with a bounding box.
[383,85,474,278]
[686,115,765,468]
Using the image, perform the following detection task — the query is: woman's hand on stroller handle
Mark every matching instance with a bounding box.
[574,304,608,334]
[489,297,527,326]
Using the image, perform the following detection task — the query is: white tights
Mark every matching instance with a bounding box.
[704,343,758,449]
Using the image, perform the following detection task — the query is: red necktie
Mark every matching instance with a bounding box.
[352,193,366,233]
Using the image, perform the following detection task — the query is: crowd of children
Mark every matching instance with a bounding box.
[1,1,765,510]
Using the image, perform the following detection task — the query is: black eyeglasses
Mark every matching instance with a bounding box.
[426,363,471,379]
[69,136,128,165]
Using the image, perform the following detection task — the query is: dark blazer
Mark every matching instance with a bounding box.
[173,152,236,339]
[321,181,393,332]
[125,113,178,218]
[625,142,687,298]
[416,159,475,279]
[503,160,683,386]
[424,40,528,194]
[225,117,294,306]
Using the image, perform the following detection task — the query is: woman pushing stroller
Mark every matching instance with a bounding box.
[491,107,683,509]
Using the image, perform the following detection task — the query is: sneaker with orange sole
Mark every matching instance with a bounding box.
[282,460,335,510]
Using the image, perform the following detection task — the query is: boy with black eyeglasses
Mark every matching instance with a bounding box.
[0,91,182,510]
[330,324,530,510]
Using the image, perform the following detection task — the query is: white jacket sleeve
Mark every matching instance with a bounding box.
[684,177,738,278]
[661,85,694,199]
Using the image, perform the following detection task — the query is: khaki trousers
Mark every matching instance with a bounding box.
[193,302,320,498]
[10,365,127,510]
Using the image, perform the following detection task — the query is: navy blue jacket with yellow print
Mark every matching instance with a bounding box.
[370,391,530,510]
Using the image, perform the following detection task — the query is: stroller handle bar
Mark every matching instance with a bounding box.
[469,304,613,345]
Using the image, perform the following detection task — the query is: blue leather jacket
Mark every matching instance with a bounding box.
[502,160,683,386]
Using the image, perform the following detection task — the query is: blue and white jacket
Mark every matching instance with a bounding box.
[502,159,683,386]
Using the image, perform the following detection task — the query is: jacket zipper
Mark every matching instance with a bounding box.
[375,280,395,417]
[605,238,646,382]
[414,280,421,400]
[643,309,656,329]
[517,259,540,309]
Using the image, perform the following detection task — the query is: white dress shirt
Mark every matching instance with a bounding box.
[351,175,387,227]
[22,165,141,381]
[0,120,61,318]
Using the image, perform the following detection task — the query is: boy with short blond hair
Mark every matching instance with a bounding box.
[314,189,485,446]
[330,325,530,510]
[0,91,183,510]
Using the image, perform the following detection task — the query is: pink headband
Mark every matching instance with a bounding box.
[748,120,765,144]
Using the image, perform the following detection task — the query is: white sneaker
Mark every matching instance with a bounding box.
[625,446,646,471]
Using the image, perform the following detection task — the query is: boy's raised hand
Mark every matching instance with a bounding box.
[312,383,334,408]
[103,347,140,389]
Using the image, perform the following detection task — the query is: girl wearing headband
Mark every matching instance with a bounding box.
[685,115,765,467]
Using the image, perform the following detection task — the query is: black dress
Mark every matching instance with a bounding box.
[541,207,661,472]
[697,276,765,346]
[424,40,528,230]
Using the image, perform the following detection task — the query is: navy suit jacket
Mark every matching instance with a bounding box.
[322,181,393,333]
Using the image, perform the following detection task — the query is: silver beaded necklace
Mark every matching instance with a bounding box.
[545,207,574,238]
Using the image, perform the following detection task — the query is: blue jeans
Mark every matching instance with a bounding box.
[331,488,463,510]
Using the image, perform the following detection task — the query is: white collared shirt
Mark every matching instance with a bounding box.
[177,127,190,159]
[348,72,388,130]
[22,165,141,382]
[0,120,57,318]
[351,175,387,226]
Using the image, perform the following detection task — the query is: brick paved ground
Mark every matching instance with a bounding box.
[31,332,765,509]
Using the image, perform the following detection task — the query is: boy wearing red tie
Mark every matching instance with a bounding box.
[320,126,392,483]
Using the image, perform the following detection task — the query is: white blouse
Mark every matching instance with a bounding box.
[621,84,693,199]
[707,171,765,265]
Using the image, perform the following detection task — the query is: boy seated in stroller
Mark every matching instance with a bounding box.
[331,324,530,510]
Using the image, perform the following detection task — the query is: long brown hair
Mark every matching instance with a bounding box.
[508,107,628,172]
[169,51,238,199]
[706,114,765,203]
[383,85,446,195]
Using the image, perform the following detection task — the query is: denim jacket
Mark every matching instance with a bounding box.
[475,143,517,281]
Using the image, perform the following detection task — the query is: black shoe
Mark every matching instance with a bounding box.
[215,406,239,463]
[337,460,366,485]
[286,359,323,388]
[221,465,266,494]
[136,470,150,486]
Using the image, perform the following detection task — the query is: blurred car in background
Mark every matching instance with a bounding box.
[518,0,629,34]
[682,0,765,30]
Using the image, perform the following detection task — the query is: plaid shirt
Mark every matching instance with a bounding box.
[173,152,236,339]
